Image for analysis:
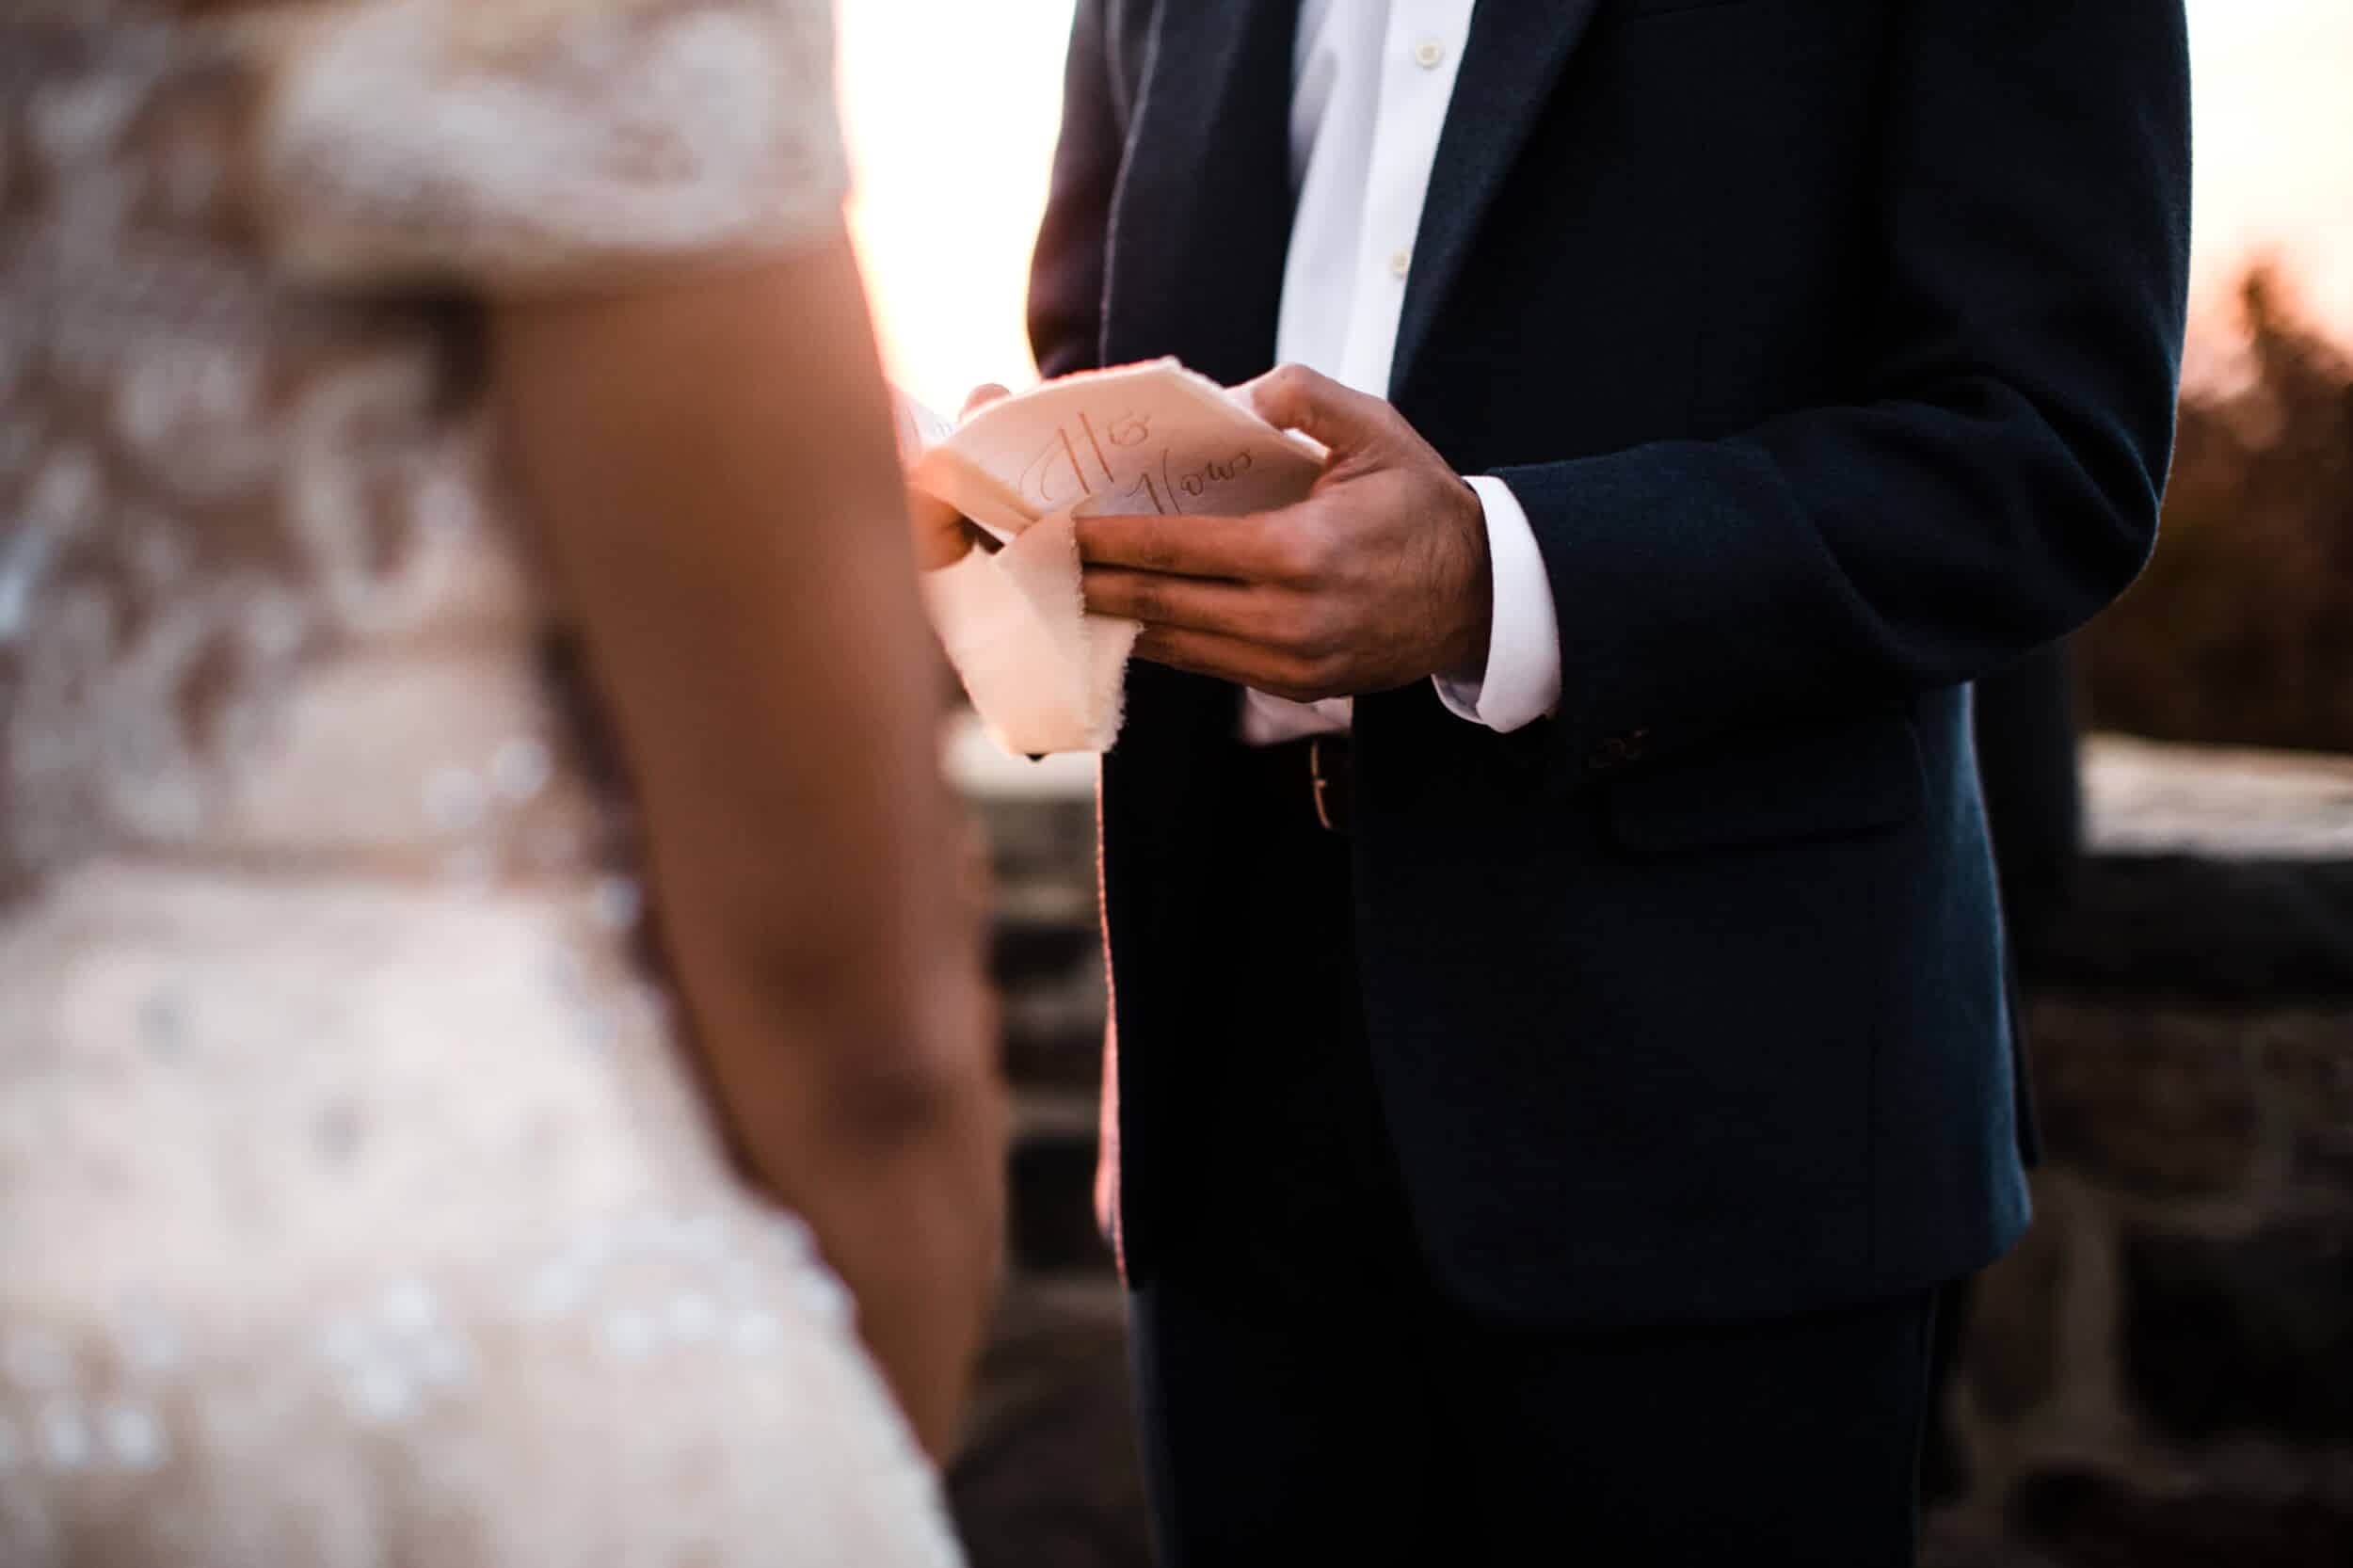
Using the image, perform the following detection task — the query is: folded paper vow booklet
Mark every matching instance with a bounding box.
[902,360,1326,757]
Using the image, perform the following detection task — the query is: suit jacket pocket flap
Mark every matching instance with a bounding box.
[1606,710,1926,855]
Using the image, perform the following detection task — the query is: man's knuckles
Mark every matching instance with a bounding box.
[1273,597,1345,661]
[1267,513,1342,585]
[1264,646,1347,702]
[1135,529,1191,574]
[1118,576,1172,622]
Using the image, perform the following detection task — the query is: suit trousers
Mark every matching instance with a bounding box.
[1126,741,1940,1567]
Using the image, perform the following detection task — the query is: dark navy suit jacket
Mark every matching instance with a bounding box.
[1032,0,2191,1325]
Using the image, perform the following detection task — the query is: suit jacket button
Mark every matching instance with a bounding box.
[1589,736,1630,771]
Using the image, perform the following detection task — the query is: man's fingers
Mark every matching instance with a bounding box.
[1075,509,1304,581]
[1082,568,1288,641]
[906,487,993,571]
[1130,626,1327,700]
[1238,363,1390,457]
[961,383,1014,419]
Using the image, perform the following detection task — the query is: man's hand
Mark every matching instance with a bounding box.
[905,384,1011,572]
[1076,364,1493,702]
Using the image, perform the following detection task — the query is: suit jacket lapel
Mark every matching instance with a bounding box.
[1097,0,1303,762]
[1391,0,1607,392]
[1099,0,1300,384]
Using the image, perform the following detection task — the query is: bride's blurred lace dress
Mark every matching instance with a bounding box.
[0,2,963,1561]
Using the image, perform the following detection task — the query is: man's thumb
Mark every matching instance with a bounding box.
[961,383,1014,419]
[1239,363,1378,456]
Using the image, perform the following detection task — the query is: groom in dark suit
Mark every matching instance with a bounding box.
[1028,1,2189,1560]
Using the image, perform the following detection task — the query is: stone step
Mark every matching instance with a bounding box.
[1009,1091,1113,1277]
[2038,856,2353,1004]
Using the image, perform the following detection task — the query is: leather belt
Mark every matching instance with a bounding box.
[1239,733,1354,835]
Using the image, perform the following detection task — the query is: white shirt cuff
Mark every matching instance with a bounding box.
[1433,475,1562,733]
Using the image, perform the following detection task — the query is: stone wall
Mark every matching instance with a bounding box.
[1929,741,2353,1567]
[940,734,1145,1568]
[944,729,2353,1568]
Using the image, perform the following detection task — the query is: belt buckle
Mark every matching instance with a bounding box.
[1309,736,1342,834]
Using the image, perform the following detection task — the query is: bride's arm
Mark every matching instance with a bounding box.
[488,241,1004,1459]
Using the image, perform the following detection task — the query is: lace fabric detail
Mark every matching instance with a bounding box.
[0,868,962,1568]
[0,4,961,1561]
[252,0,851,290]
[0,0,851,891]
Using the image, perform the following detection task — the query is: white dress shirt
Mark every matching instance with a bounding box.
[1242,0,1563,744]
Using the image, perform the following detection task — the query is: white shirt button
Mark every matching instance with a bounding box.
[1388,248,1413,280]
[1414,39,1447,70]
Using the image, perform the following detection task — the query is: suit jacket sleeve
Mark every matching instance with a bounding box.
[1029,0,1126,380]
[1494,0,2192,772]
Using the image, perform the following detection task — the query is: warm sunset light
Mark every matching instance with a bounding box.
[838,0,1080,413]
[2184,0,2353,340]
[840,0,2353,408]
[8,4,2349,1562]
